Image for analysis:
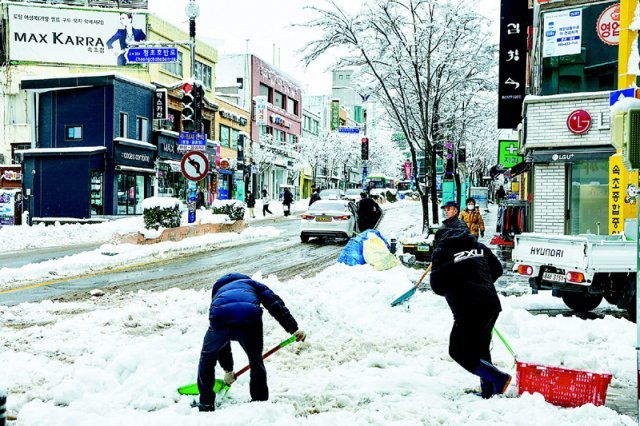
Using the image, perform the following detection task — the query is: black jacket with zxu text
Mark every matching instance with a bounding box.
[430,226,503,321]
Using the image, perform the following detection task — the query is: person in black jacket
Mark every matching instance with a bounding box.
[430,223,511,399]
[195,273,306,412]
[246,192,256,219]
[283,188,294,216]
[440,201,468,232]
[309,187,321,206]
[357,192,382,231]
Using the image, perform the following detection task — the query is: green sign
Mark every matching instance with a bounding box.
[331,99,340,131]
[498,140,522,169]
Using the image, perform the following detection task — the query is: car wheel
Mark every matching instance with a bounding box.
[300,235,309,243]
[561,293,603,313]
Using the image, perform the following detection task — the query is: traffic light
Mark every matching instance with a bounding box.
[361,137,369,161]
[193,82,205,132]
[181,82,196,132]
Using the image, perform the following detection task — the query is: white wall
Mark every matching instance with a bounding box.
[533,163,566,234]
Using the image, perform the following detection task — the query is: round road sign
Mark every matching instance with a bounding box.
[181,151,210,181]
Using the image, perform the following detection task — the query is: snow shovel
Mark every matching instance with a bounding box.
[390,264,432,307]
[177,334,298,396]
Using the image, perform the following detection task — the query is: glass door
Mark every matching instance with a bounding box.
[568,160,608,235]
[90,171,103,215]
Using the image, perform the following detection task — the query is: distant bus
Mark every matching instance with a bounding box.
[366,174,397,196]
[396,180,412,192]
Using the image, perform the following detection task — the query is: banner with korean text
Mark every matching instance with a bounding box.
[7,5,147,67]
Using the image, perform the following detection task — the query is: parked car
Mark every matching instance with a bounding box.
[300,199,357,243]
[345,188,362,201]
[319,189,345,200]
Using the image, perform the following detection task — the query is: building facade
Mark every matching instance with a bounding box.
[20,74,156,219]
[216,54,302,199]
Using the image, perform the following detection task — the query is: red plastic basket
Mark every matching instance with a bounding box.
[516,362,612,407]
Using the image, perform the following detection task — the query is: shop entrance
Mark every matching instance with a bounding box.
[117,174,145,215]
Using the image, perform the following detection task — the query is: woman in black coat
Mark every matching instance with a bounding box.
[430,226,511,398]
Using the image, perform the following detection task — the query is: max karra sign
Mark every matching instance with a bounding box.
[8,5,147,67]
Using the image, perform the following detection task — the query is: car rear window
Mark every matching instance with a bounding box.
[309,202,346,212]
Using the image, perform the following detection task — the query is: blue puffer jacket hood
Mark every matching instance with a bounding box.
[211,273,252,297]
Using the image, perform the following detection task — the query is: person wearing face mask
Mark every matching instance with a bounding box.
[459,197,485,238]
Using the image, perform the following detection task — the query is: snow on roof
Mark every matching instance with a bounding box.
[114,138,157,150]
[524,91,610,105]
[21,72,156,91]
[610,97,640,115]
[16,147,107,155]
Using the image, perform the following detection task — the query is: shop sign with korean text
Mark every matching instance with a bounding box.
[498,140,523,169]
[543,9,583,57]
[498,0,532,129]
[7,5,147,67]
[331,99,340,131]
[609,154,638,235]
[153,89,168,120]
[597,4,620,46]
[255,96,268,126]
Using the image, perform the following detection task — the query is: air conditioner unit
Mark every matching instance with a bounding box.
[623,108,640,170]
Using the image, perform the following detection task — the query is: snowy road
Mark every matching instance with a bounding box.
[0,202,421,306]
[0,201,637,423]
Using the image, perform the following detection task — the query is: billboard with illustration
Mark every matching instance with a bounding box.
[7,5,147,67]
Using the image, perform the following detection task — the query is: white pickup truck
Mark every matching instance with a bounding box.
[512,233,636,318]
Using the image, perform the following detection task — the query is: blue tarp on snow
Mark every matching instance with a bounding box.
[337,230,391,266]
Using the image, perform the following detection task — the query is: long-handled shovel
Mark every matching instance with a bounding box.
[177,334,298,396]
[390,264,432,307]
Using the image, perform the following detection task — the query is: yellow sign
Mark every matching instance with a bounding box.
[609,153,639,234]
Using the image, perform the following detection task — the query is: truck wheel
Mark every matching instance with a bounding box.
[561,293,603,313]
[604,293,619,305]
[300,235,309,243]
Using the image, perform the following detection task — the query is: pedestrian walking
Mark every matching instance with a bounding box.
[195,273,306,412]
[459,197,485,238]
[430,218,510,399]
[309,187,321,206]
[262,189,273,216]
[246,191,256,219]
[283,188,294,217]
[356,191,382,232]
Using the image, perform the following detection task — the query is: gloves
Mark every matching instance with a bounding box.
[223,370,236,386]
[481,230,485,238]
[294,330,307,342]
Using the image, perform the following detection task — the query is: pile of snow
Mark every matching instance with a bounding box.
[0,217,143,254]
[211,199,245,209]
[0,263,634,424]
[0,226,282,292]
[610,96,640,115]
[141,197,184,211]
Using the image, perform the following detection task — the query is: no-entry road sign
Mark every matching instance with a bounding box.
[181,151,210,181]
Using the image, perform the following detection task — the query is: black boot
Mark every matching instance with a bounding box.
[471,360,511,398]
[191,399,215,412]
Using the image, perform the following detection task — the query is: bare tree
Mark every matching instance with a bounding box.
[301,0,496,231]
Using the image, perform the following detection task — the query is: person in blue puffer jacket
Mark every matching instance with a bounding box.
[195,273,306,412]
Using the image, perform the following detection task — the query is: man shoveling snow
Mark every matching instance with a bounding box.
[194,273,306,412]
[431,219,511,399]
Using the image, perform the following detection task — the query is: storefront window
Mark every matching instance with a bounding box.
[220,124,231,147]
[231,129,240,150]
[90,171,103,215]
[117,174,145,215]
[569,160,608,235]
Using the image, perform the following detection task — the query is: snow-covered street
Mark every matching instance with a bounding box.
[0,201,636,424]
[0,261,635,425]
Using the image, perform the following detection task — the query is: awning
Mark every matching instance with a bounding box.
[530,146,615,163]
[115,165,156,174]
[159,159,182,172]
[508,160,530,177]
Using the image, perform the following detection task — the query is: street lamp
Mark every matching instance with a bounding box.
[185,0,200,79]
